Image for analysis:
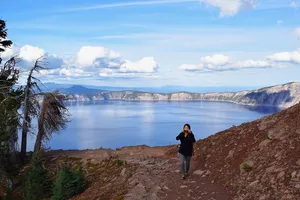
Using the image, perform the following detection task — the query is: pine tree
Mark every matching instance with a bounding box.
[52,162,86,200]
[23,152,52,200]
[52,162,74,200]
[73,166,86,195]
[0,19,13,64]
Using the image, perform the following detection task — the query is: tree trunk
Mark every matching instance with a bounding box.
[20,104,29,160]
[34,106,45,153]
[20,72,32,160]
[34,122,43,153]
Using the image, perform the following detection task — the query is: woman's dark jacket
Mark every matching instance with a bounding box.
[176,132,196,156]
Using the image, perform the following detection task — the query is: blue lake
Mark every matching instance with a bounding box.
[24,101,280,151]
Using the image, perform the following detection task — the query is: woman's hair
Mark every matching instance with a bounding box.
[183,123,191,130]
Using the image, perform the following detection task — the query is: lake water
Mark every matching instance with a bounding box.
[25,101,280,151]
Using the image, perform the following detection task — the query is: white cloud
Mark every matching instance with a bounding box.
[60,67,91,77]
[267,49,300,64]
[119,57,159,73]
[200,54,230,66]
[231,60,271,68]
[72,46,159,76]
[1,44,64,69]
[19,45,45,63]
[179,53,277,72]
[3,44,160,80]
[179,64,206,71]
[276,20,284,25]
[202,0,257,17]
[295,28,300,39]
[75,46,120,67]
[1,44,19,59]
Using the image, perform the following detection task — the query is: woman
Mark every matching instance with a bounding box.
[176,124,196,179]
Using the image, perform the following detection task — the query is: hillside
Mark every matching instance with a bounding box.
[11,102,299,200]
[64,82,300,108]
[166,100,300,199]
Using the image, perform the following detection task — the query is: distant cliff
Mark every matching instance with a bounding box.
[64,82,300,108]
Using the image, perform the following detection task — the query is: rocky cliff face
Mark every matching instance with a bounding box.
[65,82,300,108]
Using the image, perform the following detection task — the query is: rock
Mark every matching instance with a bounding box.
[205,170,211,176]
[155,186,161,190]
[129,180,137,185]
[120,168,126,177]
[295,184,300,189]
[180,185,188,188]
[226,150,234,160]
[248,180,259,187]
[163,186,170,191]
[274,167,284,173]
[259,140,272,149]
[291,171,297,178]
[259,194,268,200]
[103,151,111,158]
[193,170,205,176]
[270,177,276,184]
[266,166,275,173]
[175,170,180,173]
[296,159,300,166]
[277,171,285,179]
[151,193,158,200]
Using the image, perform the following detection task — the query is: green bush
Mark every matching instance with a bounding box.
[116,159,124,165]
[52,162,86,200]
[23,152,52,200]
[241,162,252,172]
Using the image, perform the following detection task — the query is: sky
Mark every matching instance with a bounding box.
[1,0,300,88]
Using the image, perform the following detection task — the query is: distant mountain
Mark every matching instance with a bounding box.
[42,82,257,94]
[62,82,300,108]
[58,85,103,95]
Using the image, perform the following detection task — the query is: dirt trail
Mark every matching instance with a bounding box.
[116,147,230,200]
[48,145,230,200]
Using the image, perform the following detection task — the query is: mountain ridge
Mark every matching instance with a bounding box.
[62,82,300,108]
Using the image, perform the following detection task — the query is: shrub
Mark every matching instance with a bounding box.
[52,162,86,200]
[241,162,252,172]
[23,152,52,200]
[116,159,123,166]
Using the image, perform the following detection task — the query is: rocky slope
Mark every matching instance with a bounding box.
[10,102,300,200]
[167,102,300,199]
[65,82,300,108]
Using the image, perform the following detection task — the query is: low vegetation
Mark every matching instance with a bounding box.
[241,162,252,172]
[23,153,53,200]
[22,153,86,200]
[52,162,86,200]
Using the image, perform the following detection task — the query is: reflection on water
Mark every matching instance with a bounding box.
[23,101,280,151]
[242,105,281,114]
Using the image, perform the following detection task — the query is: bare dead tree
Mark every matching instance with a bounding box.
[34,92,70,152]
[20,57,45,160]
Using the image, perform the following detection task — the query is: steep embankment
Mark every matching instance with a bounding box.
[65,82,300,108]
